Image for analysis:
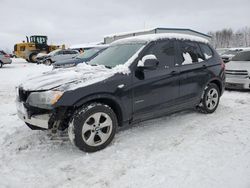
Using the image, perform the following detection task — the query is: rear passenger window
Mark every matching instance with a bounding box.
[144,40,175,68]
[199,43,213,60]
[178,41,205,65]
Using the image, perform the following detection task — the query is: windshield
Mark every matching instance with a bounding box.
[232,51,250,61]
[88,43,145,68]
[77,48,104,59]
[48,49,61,56]
[30,36,47,44]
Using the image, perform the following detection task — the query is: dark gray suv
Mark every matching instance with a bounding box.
[16,33,225,152]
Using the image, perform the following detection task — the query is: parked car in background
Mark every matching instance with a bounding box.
[53,46,108,69]
[216,48,229,55]
[225,50,250,90]
[221,49,243,63]
[16,33,225,152]
[37,49,79,65]
[0,50,12,68]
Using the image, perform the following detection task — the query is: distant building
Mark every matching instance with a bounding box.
[104,28,212,44]
[69,42,103,50]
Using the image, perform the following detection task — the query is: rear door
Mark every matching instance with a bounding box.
[132,40,180,120]
[176,40,209,105]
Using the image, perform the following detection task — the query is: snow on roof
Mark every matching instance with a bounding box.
[104,27,211,38]
[111,33,209,45]
[104,28,156,38]
[69,42,107,49]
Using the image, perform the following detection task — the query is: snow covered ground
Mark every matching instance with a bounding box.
[0,59,250,188]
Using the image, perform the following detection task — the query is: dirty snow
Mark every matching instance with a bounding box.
[0,60,250,188]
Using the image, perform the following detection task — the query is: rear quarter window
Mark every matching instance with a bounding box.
[199,43,213,60]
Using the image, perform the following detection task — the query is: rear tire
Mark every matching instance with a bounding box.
[197,83,220,114]
[0,62,2,68]
[68,103,118,152]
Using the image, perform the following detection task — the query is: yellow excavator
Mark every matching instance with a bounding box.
[14,35,65,62]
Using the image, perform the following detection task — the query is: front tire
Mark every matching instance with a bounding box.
[68,103,118,152]
[29,53,38,63]
[44,59,52,65]
[197,83,220,114]
[0,62,3,68]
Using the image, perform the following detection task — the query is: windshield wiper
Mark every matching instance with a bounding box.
[88,63,112,69]
[104,65,112,69]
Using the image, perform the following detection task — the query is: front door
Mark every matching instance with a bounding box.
[132,40,180,121]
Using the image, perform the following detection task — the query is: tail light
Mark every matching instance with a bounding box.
[4,54,10,58]
[221,59,225,70]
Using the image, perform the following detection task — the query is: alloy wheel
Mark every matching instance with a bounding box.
[81,112,113,147]
[205,88,219,110]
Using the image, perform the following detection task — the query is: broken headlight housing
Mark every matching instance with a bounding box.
[26,90,64,109]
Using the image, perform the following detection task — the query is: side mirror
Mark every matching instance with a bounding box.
[137,55,159,70]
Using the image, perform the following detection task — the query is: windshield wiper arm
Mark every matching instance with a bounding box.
[104,65,112,69]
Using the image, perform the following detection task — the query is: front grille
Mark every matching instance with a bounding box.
[225,69,249,78]
[226,83,245,89]
[18,88,31,102]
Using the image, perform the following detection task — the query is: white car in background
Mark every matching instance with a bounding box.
[221,47,250,63]
[221,49,243,63]
[0,50,12,68]
[225,50,250,90]
[37,49,79,65]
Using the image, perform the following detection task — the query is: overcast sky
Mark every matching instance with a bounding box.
[0,0,250,51]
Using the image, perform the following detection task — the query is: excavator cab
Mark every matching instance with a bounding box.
[29,35,49,52]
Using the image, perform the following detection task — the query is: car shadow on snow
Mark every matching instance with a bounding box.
[225,88,250,93]
[3,109,209,156]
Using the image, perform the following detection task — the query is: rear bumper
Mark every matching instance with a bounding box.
[16,101,50,129]
[225,77,250,89]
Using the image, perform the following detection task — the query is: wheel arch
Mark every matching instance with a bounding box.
[208,78,223,96]
[74,94,125,127]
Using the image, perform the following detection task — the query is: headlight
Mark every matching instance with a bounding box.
[26,90,64,109]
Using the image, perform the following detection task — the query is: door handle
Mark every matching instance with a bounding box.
[202,64,207,69]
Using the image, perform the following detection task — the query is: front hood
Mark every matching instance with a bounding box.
[19,64,115,91]
[226,61,250,72]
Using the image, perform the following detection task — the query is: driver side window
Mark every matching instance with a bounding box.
[143,40,176,68]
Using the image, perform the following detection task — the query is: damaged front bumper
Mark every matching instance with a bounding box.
[16,101,51,129]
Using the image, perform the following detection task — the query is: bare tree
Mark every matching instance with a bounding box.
[208,27,250,48]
